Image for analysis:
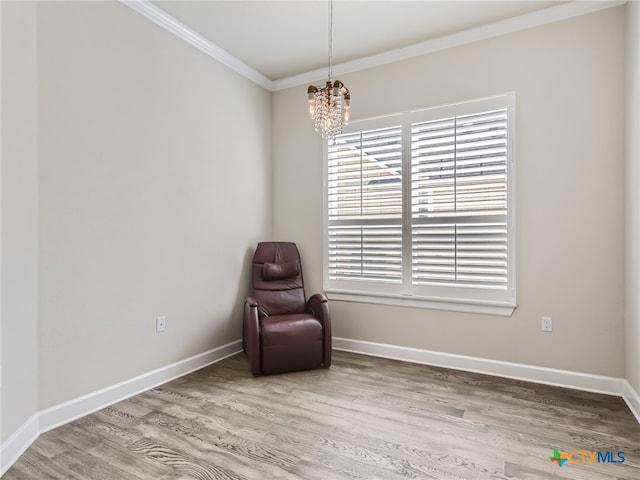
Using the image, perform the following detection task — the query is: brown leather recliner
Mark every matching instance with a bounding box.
[243,242,332,375]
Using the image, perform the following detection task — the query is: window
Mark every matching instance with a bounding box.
[324,94,516,316]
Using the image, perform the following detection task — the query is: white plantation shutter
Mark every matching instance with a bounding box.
[327,125,403,284]
[411,109,508,289]
[411,222,507,287]
[324,94,516,314]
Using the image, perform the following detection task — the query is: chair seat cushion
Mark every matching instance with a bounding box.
[260,314,322,345]
[260,314,323,374]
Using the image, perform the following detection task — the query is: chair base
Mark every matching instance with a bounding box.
[258,314,324,375]
[261,340,324,375]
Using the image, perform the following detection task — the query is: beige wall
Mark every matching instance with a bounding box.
[36,1,271,408]
[1,1,39,443]
[626,0,640,394]
[1,0,635,454]
[273,7,626,376]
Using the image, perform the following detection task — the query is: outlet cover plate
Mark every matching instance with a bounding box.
[156,316,166,333]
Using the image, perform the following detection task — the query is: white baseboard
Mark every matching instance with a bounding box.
[3,337,638,477]
[334,337,640,422]
[0,413,39,477]
[39,339,242,434]
[622,379,640,424]
[1,340,243,476]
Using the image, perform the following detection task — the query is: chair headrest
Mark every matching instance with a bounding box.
[263,261,299,281]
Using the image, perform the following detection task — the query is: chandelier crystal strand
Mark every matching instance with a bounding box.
[307,0,350,142]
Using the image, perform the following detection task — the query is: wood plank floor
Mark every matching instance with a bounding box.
[4,351,640,480]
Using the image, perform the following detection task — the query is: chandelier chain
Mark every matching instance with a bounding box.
[307,0,350,142]
[328,0,333,81]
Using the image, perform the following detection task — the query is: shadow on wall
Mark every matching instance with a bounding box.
[227,245,259,340]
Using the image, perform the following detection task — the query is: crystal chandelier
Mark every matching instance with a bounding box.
[307,0,350,142]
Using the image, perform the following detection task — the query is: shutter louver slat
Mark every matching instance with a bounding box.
[328,225,402,283]
[326,96,513,307]
[411,222,507,288]
[328,125,403,283]
[411,108,509,290]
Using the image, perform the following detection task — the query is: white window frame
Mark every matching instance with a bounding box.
[323,93,517,316]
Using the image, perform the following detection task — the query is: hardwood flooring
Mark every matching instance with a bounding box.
[4,351,640,480]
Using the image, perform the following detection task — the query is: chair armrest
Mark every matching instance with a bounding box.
[246,296,258,308]
[243,297,261,376]
[308,293,328,304]
[306,293,329,320]
[306,293,332,368]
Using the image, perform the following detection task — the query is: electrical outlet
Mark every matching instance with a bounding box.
[542,316,553,332]
[156,316,166,333]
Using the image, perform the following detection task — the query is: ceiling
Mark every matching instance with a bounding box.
[144,1,620,88]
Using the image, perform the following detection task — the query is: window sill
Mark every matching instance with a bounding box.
[325,289,517,317]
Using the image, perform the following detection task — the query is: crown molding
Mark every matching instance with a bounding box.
[120,0,275,91]
[272,0,626,90]
[121,0,625,93]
